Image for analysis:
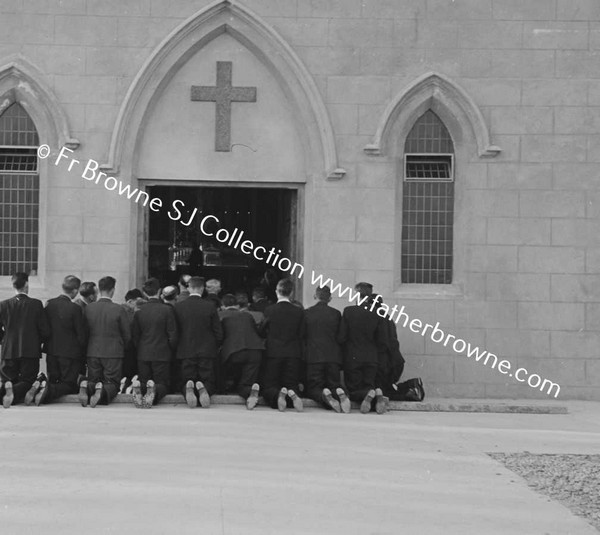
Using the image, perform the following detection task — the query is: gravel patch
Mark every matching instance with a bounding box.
[489,453,600,532]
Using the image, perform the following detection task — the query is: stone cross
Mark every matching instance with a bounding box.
[191,61,257,152]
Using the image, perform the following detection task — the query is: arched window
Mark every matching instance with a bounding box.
[0,103,39,276]
[401,110,454,284]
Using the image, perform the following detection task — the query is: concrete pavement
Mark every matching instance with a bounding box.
[1,402,599,535]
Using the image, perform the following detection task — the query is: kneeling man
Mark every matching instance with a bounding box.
[304,286,350,413]
[220,294,264,409]
[131,278,178,408]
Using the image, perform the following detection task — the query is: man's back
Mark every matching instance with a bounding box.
[340,305,386,364]
[220,308,264,361]
[85,298,131,359]
[174,295,223,359]
[45,295,86,358]
[132,299,178,361]
[0,294,49,359]
[305,302,342,364]
[262,301,305,359]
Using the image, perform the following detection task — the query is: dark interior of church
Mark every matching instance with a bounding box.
[147,185,296,294]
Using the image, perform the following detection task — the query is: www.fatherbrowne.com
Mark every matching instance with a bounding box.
[311,272,561,399]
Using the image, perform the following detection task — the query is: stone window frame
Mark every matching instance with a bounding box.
[364,72,501,299]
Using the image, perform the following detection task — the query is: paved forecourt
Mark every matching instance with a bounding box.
[1,403,599,535]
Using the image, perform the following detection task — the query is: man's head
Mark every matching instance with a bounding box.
[354,282,373,300]
[206,278,221,295]
[276,278,293,298]
[188,276,205,294]
[11,272,28,293]
[314,285,331,303]
[142,277,161,298]
[98,276,117,298]
[252,287,266,303]
[79,282,97,303]
[236,291,249,309]
[162,285,178,303]
[62,275,81,299]
[221,293,238,308]
[178,274,191,291]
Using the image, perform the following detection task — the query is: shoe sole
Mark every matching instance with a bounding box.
[277,394,287,412]
[246,391,259,410]
[324,394,341,413]
[3,386,14,409]
[339,396,351,414]
[24,384,40,406]
[360,395,375,414]
[34,383,48,406]
[90,388,102,408]
[375,396,387,414]
[198,389,210,408]
[78,388,88,407]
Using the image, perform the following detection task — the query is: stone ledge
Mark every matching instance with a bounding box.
[55,394,568,414]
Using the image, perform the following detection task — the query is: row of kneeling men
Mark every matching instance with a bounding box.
[0,272,424,412]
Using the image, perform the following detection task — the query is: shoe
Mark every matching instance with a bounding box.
[196,381,210,408]
[34,381,49,406]
[24,380,41,406]
[375,391,388,415]
[185,380,197,408]
[246,383,260,410]
[360,389,376,414]
[3,381,14,408]
[78,380,89,407]
[323,388,341,413]
[416,377,425,401]
[119,376,127,394]
[277,387,288,411]
[143,380,155,408]
[288,389,303,412]
[336,388,351,414]
[90,382,103,408]
[132,379,143,408]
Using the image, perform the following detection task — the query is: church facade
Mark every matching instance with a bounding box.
[0,0,598,400]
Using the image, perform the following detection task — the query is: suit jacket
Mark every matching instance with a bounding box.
[304,301,342,364]
[379,319,405,381]
[249,298,271,313]
[219,308,264,362]
[174,295,223,360]
[84,298,131,359]
[45,294,87,359]
[74,297,88,310]
[132,298,178,362]
[260,301,305,359]
[339,305,388,365]
[0,293,50,360]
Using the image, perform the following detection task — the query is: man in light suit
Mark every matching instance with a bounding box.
[29,275,87,405]
[0,272,50,408]
[174,276,223,408]
[81,276,131,407]
[219,293,264,409]
[131,278,178,408]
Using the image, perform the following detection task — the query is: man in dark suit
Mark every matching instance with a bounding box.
[304,286,350,413]
[174,276,223,408]
[0,272,50,408]
[74,281,97,310]
[28,275,87,405]
[249,287,272,313]
[81,276,131,407]
[131,278,178,408]
[339,282,389,414]
[219,293,264,410]
[259,278,305,412]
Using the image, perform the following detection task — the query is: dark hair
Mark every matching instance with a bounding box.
[221,294,237,307]
[315,285,331,301]
[125,288,143,301]
[235,291,249,307]
[11,272,28,290]
[188,276,205,290]
[142,278,161,297]
[62,275,81,294]
[79,282,97,298]
[276,278,293,297]
[178,274,191,288]
[98,276,116,293]
[354,282,373,299]
[252,287,266,299]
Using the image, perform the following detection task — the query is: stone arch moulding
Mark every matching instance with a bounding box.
[0,55,79,149]
[102,0,345,180]
[364,72,501,158]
